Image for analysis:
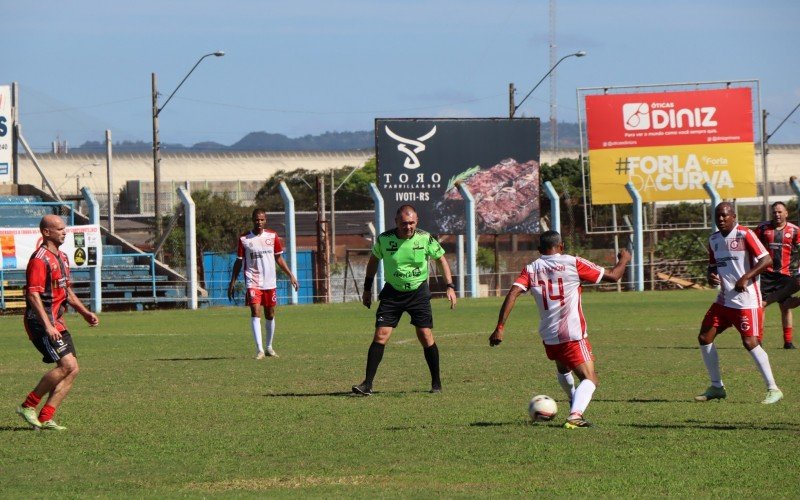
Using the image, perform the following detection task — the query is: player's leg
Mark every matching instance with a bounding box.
[695,305,727,401]
[17,327,72,429]
[779,303,795,349]
[247,289,265,358]
[739,308,782,404]
[555,363,576,403]
[264,289,278,356]
[37,352,79,430]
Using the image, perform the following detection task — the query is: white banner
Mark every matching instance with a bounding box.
[0,225,103,270]
[0,85,11,183]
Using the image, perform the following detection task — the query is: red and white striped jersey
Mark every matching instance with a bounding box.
[754,221,800,276]
[513,253,604,345]
[24,246,71,333]
[708,224,769,309]
[236,229,284,290]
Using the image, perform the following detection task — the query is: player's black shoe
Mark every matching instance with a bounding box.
[352,382,372,396]
[430,381,442,393]
[784,342,796,350]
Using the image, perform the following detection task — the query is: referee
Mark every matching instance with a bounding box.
[352,204,457,395]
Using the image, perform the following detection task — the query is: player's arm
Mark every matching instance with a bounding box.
[490,285,524,346]
[228,258,243,301]
[27,291,62,341]
[600,248,632,283]
[435,255,457,309]
[735,253,772,292]
[66,287,99,327]
[362,254,380,309]
[275,254,299,291]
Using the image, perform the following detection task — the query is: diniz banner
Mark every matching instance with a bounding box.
[0,85,12,183]
[585,88,756,204]
[375,118,540,234]
[0,225,103,270]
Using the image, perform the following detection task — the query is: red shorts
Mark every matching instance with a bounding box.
[246,288,277,307]
[543,338,594,371]
[702,302,763,340]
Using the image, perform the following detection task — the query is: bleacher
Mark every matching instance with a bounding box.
[0,194,189,312]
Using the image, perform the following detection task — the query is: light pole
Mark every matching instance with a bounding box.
[330,164,364,263]
[761,101,800,218]
[152,51,224,253]
[510,50,586,118]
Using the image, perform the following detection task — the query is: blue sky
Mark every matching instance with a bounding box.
[8,0,800,150]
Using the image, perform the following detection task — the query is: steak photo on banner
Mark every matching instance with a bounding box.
[375,118,541,235]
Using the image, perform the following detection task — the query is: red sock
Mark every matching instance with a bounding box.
[39,404,56,423]
[784,327,793,343]
[23,392,41,409]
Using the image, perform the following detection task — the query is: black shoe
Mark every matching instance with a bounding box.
[430,381,442,393]
[352,382,372,396]
[784,342,797,350]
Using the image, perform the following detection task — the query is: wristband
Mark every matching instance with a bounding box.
[364,276,374,290]
[446,283,456,290]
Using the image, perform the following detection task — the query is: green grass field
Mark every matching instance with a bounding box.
[2,290,799,497]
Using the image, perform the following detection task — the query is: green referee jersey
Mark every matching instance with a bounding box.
[373,229,446,291]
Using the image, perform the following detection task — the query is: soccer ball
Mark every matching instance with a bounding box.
[528,395,558,421]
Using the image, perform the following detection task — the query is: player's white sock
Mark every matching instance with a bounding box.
[699,343,723,388]
[265,318,275,349]
[569,379,596,416]
[251,317,263,352]
[748,345,778,390]
[556,371,575,401]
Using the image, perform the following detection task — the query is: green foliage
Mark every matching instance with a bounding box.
[655,230,709,282]
[476,246,495,270]
[540,157,583,199]
[2,292,798,496]
[254,158,376,212]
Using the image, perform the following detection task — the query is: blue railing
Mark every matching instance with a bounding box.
[0,201,76,226]
[103,253,158,298]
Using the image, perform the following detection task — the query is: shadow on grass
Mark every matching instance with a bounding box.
[0,426,38,432]
[263,389,419,398]
[620,420,800,431]
[154,357,236,361]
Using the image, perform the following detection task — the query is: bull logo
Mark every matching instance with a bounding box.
[385,125,437,170]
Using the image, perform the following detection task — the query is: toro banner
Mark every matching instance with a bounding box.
[376,118,540,234]
[0,225,103,270]
[0,85,12,183]
[585,88,756,204]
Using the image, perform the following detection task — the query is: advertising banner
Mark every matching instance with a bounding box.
[0,85,12,183]
[376,118,540,234]
[0,225,103,270]
[585,88,756,204]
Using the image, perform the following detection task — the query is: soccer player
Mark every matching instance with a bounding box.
[228,209,299,359]
[755,201,800,348]
[695,202,783,404]
[352,204,457,396]
[16,214,99,431]
[488,230,631,429]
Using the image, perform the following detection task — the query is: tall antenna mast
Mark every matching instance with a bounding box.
[549,0,557,153]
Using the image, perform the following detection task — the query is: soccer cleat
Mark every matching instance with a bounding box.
[39,420,67,431]
[255,351,266,360]
[564,417,593,429]
[761,388,784,404]
[694,385,727,402]
[351,382,372,396]
[784,342,796,350]
[266,347,279,358]
[16,406,42,429]
[430,382,442,394]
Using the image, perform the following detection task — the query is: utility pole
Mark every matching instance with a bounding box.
[151,72,161,251]
[509,83,516,118]
[761,109,769,219]
[316,176,330,303]
[549,0,558,153]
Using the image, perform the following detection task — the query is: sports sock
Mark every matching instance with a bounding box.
[569,379,596,416]
[423,343,441,387]
[39,404,55,423]
[748,344,778,390]
[23,391,41,409]
[251,317,263,352]
[364,341,385,385]
[699,343,723,388]
[265,318,276,349]
[556,371,575,401]
[783,327,793,344]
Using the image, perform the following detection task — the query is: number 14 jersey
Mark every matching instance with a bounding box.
[513,253,604,345]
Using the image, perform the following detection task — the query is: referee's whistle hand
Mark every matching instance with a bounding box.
[446,289,457,309]
[362,290,371,308]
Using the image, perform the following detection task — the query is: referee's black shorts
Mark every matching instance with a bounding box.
[375,282,433,329]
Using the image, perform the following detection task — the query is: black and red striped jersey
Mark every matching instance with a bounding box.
[754,221,800,276]
[24,246,71,333]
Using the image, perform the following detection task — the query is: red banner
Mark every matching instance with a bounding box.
[585,88,753,150]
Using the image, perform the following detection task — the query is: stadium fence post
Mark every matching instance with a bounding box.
[278,181,299,305]
[368,183,385,298]
[81,187,103,312]
[543,181,560,234]
[624,182,644,291]
[176,186,198,309]
[456,182,479,298]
